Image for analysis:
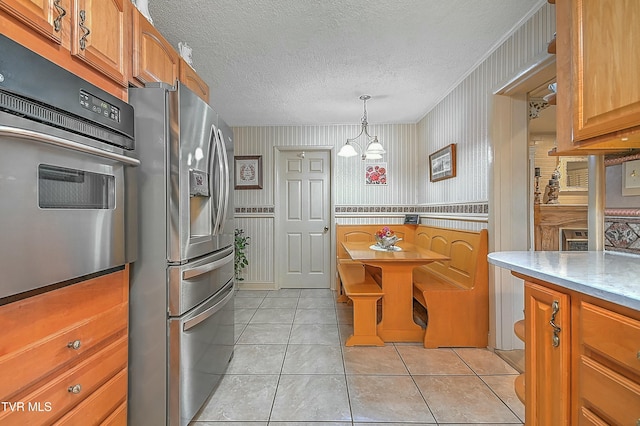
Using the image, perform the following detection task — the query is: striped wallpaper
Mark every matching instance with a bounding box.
[233,2,555,288]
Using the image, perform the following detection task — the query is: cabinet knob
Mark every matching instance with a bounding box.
[67,340,81,350]
[67,384,82,394]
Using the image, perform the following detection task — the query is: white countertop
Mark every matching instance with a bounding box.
[488,251,640,311]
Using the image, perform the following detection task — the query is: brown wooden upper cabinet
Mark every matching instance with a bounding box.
[555,0,640,154]
[0,0,129,95]
[71,0,129,87]
[0,0,64,45]
[179,57,210,103]
[131,7,210,103]
[131,6,179,87]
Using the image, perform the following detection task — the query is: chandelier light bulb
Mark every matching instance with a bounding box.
[338,143,359,157]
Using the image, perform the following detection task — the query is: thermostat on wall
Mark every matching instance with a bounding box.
[404,214,419,225]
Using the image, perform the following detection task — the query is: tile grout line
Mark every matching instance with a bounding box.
[335,294,355,425]
[393,343,439,424]
[265,292,298,424]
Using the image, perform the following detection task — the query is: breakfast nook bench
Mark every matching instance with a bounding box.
[412,226,489,348]
[336,262,384,346]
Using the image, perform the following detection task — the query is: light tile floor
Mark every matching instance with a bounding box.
[191,288,524,425]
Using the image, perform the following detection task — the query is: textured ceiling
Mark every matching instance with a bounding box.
[146,0,545,126]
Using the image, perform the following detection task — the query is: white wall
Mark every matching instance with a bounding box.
[606,162,640,209]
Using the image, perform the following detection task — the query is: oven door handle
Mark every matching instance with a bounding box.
[182,251,234,280]
[0,125,140,167]
[183,281,234,331]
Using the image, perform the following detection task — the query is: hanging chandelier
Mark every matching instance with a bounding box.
[338,95,386,160]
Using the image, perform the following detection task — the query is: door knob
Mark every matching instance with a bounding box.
[324,226,329,233]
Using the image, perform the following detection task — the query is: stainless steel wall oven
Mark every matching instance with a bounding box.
[0,35,138,301]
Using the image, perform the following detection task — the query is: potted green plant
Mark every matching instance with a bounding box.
[234,228,250,281]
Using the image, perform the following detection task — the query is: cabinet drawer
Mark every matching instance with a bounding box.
[54,368,127,426]
[581,302,640,375]
[580,356,640,425]
[578,407,609,426]
[0,336,127,425]
[100,401,127,426]
[0,304,127,399]
[0,269,127,399]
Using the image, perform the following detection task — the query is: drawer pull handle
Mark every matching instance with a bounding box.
[67,340,81,350]
[549,300,561,347]
[68,384,82,394]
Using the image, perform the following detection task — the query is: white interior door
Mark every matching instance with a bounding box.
[278,150,331,288]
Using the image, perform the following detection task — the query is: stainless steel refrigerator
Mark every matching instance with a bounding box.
[128,83,235,426]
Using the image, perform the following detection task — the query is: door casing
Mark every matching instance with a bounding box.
[274,145,335,289]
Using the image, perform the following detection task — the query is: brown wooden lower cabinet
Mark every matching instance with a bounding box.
[0,267,129,425]
[517,273,640,425]
[524,281,571,425]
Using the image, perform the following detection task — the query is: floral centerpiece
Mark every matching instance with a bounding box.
[375,226,401,249]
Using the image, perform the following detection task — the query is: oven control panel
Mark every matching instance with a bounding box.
[79,90,120,123]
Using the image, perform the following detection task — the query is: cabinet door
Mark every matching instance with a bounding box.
[0,0,64,44]
[131,7,179,85]
[571,0,640,142]
[525,281,571,425]
[179,58,210,103]
[70,0,128,86]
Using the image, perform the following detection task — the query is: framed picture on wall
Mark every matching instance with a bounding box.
[365,163,387,185]
[429,144,456,182]
[235,155,263,189]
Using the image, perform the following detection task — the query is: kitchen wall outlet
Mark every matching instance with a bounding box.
[622,159,640,196]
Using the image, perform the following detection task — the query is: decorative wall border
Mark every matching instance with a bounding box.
[604,153,640,167]
[235,206,275,214]
[335,203,489,214]
[234,206,639,254]
[604,209,640,217]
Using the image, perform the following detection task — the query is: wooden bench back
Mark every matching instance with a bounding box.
[414,225,488,291]
[336,224,416,260]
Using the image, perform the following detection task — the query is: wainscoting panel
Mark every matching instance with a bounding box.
[234,216,274,284]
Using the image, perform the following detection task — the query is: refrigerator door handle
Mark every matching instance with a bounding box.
[207,123,218,230]
[217,128,230,234]
[182,251,234,280]
[209,124,225,235]
[183,280,234,331]
[213,131,225,235]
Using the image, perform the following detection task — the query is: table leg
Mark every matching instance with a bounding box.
[376,263,424,342]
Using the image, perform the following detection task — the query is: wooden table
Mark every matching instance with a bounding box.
[341,241,450,342]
